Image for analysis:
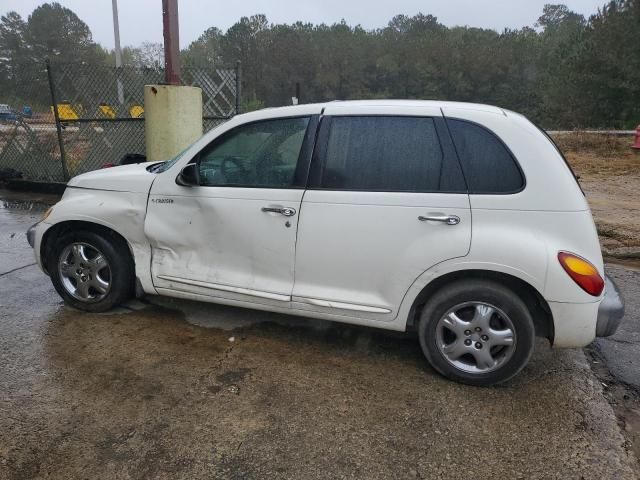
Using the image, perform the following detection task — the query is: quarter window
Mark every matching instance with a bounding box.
[319,116,466,192]
[447,119,524,194]
[198,117,310,188]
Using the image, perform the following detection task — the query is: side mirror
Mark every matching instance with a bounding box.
[176,163,200,187]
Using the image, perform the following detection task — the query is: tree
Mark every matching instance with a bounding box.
[183,27,223,67]
[0,12,27,84]
[579,0,640,127]
[130,42,163,71]
[220,15,269,101]
[536,4,586,30]
[3,1,640,128]
[534,5,589,127]
[25,2,106,65]
[176,4,637,127]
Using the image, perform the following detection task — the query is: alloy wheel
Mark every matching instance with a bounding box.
[58,242,111,303]
[435,301,517,374]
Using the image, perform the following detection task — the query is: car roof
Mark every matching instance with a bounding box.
[251,99,507,117]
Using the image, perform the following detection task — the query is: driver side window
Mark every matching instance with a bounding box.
[198,117,310,188]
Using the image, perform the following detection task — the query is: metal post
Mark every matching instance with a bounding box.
[111,0,125,104]
[235,60,242,115]
[162,0,181,85]
[46,60,70,182]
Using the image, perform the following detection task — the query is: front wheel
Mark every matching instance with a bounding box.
[418,280,535,386]
[47,229,134,312]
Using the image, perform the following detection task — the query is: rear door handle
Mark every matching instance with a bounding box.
[418,215,460,225]
[262,206,297,217]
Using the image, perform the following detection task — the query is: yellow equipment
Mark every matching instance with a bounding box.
[129,104,144,118]
[52,102,79,121]
[98,103,117,119]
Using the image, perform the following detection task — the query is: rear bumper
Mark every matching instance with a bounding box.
[596,275,625,337]
[549,274,625,348]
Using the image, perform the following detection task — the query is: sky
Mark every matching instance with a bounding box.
[1,0,607,50]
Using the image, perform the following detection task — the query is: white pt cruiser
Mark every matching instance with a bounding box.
[27,101,624,386]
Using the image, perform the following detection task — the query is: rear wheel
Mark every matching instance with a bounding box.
[418,280,535,386]
[47,229,134,312]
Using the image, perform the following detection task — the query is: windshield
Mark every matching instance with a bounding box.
[149,146,191,173]
[148,120,232,173]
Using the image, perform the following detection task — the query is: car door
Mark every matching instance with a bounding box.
[145,114,318,306]
[292,105,471,321]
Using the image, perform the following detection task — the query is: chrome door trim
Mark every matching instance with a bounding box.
[294,296,392,314]
[156,275,291,302]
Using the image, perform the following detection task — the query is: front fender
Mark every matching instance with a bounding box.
[40,188,156,295]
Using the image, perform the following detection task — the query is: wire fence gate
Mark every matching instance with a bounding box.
[0,61,240,183]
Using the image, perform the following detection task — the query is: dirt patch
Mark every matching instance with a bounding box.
[551,133,640,255]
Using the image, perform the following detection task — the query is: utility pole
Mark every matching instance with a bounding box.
[111,0,124,104]
[162,0,181,85]
[145,0,201,162]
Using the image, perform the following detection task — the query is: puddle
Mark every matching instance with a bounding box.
[0,189,60,212]
[0,199,52,212]
[96,294,418,360]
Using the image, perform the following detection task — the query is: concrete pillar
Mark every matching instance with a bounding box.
[144,85,202,161]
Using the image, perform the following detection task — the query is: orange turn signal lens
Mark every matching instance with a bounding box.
[557,251,604,296]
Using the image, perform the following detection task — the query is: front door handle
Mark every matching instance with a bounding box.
[418,215,461,225]
[262,206,297,217]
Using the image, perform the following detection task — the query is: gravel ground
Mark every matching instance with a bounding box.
[0,191,638,479]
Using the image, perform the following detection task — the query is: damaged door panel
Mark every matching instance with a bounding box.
[144,115,315,306]
[145,188,304,303]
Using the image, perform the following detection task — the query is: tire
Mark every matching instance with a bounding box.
[418,279,535,386]
[46,229,134,312]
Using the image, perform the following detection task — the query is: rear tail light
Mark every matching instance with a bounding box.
[557,251,604,296]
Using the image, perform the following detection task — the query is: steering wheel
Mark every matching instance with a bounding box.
[220,156,246,179]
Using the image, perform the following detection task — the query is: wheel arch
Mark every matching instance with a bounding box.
[40,220,135,276]
[406,269,554,343]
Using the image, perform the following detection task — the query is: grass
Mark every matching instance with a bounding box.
[549,132,640,253]
[550,132,640,176]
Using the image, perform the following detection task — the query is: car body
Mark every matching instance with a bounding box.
[27,100,624,385]
[0,104,18,121]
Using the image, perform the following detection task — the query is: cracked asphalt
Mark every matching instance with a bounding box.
[594,264,640,391]
[0,190,638,479]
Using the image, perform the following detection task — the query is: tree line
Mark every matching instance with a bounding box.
[1,1,638,128]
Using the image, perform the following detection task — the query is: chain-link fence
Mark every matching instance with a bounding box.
[0,63,65,182]
[0,61,239,182]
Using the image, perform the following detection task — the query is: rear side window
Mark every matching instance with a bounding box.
[447,119,524,194]
[318,116,466,193]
